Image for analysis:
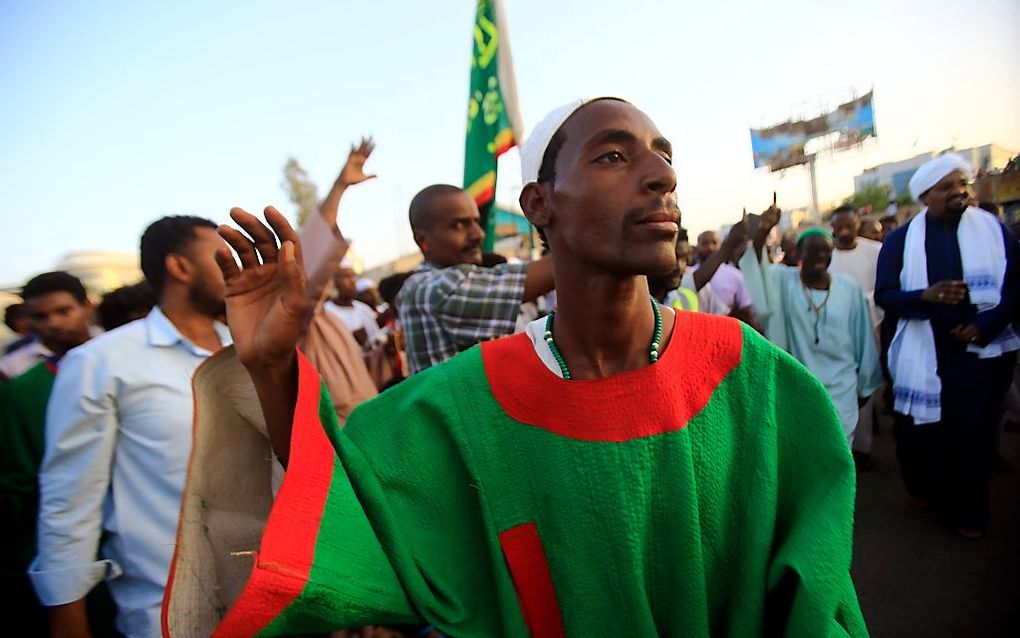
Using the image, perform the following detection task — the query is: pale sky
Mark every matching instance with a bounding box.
[2,0,1019,286]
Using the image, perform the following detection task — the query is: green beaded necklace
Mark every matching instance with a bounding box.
[543,297,663,380]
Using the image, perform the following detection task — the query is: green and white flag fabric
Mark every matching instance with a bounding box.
[463,0,524,251]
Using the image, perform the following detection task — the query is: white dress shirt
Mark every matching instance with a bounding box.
[29,308,230,638]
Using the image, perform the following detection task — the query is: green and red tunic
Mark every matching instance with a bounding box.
[167,312,866,637]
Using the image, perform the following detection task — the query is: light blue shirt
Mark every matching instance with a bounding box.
[29,308,230,638]
[740,247,883,443]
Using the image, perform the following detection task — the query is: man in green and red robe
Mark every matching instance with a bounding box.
[164,98,867,637]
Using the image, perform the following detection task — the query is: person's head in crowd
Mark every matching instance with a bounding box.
[676,227,694,267]
[780,231,800,266]
[378,271,415,310]
[909,153,972,219]
[518,97,677,280]
[695,230,720,264]
[355,277,383,309]
[829,205,860,250]
[857,218,883,242]
[797,227,834,281]
[140,215,225,317]
[978,201,1003,220]
[879,214,899,241]
[409,184,485,268]
[96,282,157,331]
[5,303,31,336]
[21,271,93,357]
[332,260,359,306]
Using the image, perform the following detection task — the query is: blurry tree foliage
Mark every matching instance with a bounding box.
[282,158,320,227]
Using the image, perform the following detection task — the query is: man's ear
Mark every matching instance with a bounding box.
[164,253,194,288]
[520,182,553,235]
[412,229,430,253]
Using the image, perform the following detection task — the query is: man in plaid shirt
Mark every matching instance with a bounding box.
[398,184,554,374]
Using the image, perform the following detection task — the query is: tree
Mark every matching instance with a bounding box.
[281,158,320,228]
[842,183,891,213]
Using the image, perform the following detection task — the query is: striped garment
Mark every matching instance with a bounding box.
[397,261,528,375]
[164,311,866,637]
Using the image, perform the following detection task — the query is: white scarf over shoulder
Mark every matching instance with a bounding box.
[888,207,1020,424]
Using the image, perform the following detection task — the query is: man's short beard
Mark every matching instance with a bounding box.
[189,285,226,319]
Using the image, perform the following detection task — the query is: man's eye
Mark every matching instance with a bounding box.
[596,151,625,164]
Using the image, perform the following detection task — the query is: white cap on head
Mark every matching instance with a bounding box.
[908,153,972,203]
[520,97,626,185]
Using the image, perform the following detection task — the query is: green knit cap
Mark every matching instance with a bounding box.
[797,226,834,246]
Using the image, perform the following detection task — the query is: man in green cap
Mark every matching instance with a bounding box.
[741,208,883,445]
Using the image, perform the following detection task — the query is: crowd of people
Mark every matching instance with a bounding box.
[1,97,1018,637]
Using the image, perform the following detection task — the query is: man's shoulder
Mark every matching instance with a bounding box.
[62,320,148,366]
[856,237,883,256]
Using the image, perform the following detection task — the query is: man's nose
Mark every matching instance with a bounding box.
[642,153,677,195]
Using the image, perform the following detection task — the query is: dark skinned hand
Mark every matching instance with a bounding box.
[950,323,981,343]
[338,137,377,187]
[214,207,310,371]
[760,204,781,233]
[920,280,967,305]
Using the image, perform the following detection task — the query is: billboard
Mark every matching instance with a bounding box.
[750,91,875,171]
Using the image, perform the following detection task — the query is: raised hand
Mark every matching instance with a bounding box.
[337,137,377,187]
[215,207,310,371]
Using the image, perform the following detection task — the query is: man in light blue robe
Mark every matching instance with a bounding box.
[740,213,882,444]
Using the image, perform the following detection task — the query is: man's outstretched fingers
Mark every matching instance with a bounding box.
[232,210,279,264]
[264,206,304,266]
[214,245,241,281]
[219,225,260,269]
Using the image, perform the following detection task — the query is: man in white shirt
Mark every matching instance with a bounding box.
[829,204,884,468]
[30,215,230,638]
[324,261,380,348]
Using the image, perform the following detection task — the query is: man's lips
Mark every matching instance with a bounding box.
[635,210,680,234]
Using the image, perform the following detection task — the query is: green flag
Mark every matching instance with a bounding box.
[464,0,523,252]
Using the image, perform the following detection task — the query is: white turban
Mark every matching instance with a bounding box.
[520,97,626,184]
[908,153,972,203]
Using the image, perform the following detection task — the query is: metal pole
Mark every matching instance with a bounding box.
[808,154,820,221]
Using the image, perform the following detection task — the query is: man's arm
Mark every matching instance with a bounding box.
[522,256,554,302]
[692,220,748,292]
[874,229,967,319]
[300,138,375,306]
[31,349,119,638]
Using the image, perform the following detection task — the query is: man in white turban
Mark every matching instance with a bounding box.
[876,153,1020,539]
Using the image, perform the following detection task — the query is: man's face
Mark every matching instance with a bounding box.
[922,170,971,217]
[184,227,227,318]
[696,231,719,263]
[334,268,358,302]
[799,235,833,279]
[417,191,485,267]
[830,212,860,250]
[25,292,92,355]
[535,100,678,276]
